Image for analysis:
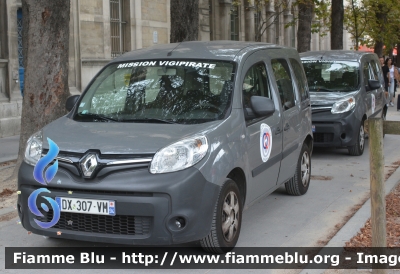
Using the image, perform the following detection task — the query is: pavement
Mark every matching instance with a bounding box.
[0,134,19,163]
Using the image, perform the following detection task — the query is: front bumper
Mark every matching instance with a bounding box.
[311,109,361,147]
[17,162,220,245]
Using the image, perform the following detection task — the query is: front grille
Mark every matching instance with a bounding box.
[314,133,334,143]
[45,187,153,197]
[39,210,152,235]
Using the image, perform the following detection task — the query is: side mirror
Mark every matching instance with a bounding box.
[368,79,381,90]
[244,107,256,120]
[250,96,275,117]
[66,95,80,112]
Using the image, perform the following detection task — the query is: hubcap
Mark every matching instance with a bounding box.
[359,125,365,150]
[221,191,239,242]
[300,151,310,187]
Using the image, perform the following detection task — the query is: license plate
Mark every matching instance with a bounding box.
[56,197,116,216]
[312,125,316,132]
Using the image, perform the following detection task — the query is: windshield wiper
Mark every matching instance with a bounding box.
[120,118,178,124]
[77,113,119,122]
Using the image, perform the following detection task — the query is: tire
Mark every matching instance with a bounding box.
[200,179,242,253]
[285,143,311,196]
[348,120,365,156]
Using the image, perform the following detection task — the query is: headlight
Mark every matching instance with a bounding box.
[331,96,356,114]
[24,130,43,166]
[150,135,208,174]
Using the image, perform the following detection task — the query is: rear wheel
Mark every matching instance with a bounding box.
[348,120,365,156]
[285,143,311,196]
[200,179,242,253]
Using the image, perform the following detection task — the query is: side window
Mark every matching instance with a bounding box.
[242,63,272,109]
[363,62,372,81]
[290,58,309,102]
[271,59,296,110]
[370,60,380,81]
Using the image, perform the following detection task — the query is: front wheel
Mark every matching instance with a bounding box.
[285,143,311,196]
[200,179,243,253]
[348,120,365,156]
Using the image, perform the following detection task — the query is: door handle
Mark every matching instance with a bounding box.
[284,123,290,131]
[275,127,282,135]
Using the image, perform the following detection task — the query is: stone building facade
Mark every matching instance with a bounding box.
[0,0,350,138]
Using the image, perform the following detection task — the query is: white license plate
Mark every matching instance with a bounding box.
[56,197,116,216]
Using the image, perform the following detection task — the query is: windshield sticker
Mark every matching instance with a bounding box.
[371,94,375,114]
[79,103,85,107]
[117,61,217,69]
[260,123,272,162]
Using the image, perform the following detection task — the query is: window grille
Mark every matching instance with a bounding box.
[110,0,126,57]
[17,9,23,68]
[17,8,24,95]
[230,6,239,41]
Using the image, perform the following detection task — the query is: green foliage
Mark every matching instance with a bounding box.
[311,0,330,36]
[343,0,368,50]
[344,0,400,53]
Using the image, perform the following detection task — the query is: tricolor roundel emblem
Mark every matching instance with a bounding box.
[260,123,272,162]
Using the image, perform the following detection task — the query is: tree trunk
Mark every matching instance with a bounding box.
[388,47,393,58]
[373,4,385,57]
[374,41,384,57]
[170,0,199,43]
[331,0,344,50]
[12,0,71,178]
[297,0,314,53]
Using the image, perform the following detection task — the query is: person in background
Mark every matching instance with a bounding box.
[380,56,385,67]
[396,61,400,111]
[394,61,399,98]
[385,58,399,107]
[382,57,389,105]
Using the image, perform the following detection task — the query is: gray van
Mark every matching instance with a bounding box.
[18,41,313,252]
[300,51,386,156]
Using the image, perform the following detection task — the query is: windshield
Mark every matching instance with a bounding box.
[74,60,235,124]
[302,60,360,92]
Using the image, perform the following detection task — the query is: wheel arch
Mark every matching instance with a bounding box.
[226,168,246,206]
[304,134,313,155]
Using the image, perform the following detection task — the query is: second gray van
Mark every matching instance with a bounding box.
[300,51,386,156]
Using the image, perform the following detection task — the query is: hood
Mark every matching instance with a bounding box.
[310,90,358,106]
[42,116,221,154]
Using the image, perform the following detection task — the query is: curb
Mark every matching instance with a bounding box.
[300,166,400,274]
[0,206,16,216]
[0,158,17,165]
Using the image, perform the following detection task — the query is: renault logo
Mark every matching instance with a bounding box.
[80,153,98,178]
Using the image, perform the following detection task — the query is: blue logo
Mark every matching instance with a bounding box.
[28,138,61,229]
